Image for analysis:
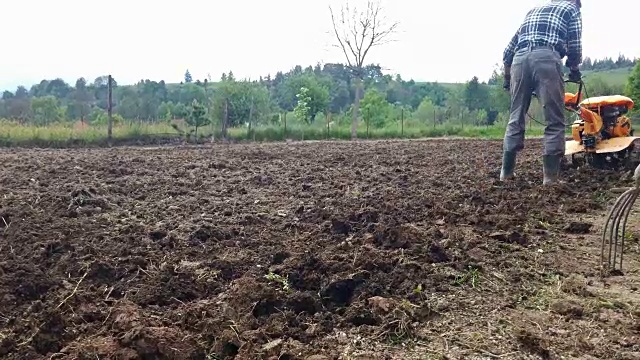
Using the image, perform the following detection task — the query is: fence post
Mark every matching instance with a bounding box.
[434,108,436,128]
[283,112,287,140]
[107,75,113,145]
[248,96,254,141]
[222,99,229,140]
[366,108,370,139]
[401,108,404,136]
[326,111,330,139]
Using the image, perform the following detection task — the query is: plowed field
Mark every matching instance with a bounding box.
[1,139,639,359]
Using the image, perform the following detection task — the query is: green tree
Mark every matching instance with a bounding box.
[294,87,312,124]
[488,84,510,112]
[485,65,511,124]
[463,76,490,111]
[184,69,193,83]
[157,101,174,121]
[114,87,141,119]
[173,102,188,119]
[212,79,273,128]
[277,73,330,117]
[70,78,92,122]
[186,100,209,137]
[414,97,437,123]
[625,62,640,115]
[360,88,391,128]
[245,84,273,126]
[31,96,63,125]
[178,83,206,105]
[475,109,488,125]
[91,76,116,110]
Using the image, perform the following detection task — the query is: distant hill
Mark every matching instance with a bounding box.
[114,66,633,95]
[418,66,634,95]
[581,67,632,88]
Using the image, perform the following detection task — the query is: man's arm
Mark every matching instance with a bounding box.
[502,30,519,88]
[565,9,582,70]
[503,30,519,68]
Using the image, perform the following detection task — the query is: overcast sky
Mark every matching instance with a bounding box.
[1,0,637,91]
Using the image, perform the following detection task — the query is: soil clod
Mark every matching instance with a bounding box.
[0,139,637,358]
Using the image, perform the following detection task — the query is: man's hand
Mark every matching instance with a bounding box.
[568,68,582,83]
[503,65,511,91]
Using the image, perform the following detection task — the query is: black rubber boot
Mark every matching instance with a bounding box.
[500,151,517,181]
[543,154,562,185]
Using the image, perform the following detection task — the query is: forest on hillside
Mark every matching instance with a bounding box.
[0,55,637,130]
[580,55,636,71]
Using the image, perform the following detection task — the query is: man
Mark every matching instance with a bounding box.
[500,0,583,185]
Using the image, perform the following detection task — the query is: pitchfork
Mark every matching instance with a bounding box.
[601,163,640,275]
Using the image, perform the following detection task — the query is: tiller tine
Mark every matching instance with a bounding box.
[601,187,639,276]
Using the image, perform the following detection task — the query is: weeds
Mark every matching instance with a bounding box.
[264,271,291,292]
[413,283,423,295]
[382,299,422,344]
[624,230,634,241]
[0,120,175,143]
[0,119,559,147]
[454,267,481,288]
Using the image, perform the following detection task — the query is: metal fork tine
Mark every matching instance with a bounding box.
[602,188,634,274]
[609,195,624,269]
[618,191,639,269]
[612,191,633,268]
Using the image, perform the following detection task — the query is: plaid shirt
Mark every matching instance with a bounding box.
[503,0,582,69]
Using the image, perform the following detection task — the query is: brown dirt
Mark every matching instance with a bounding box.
[1,139,639,359]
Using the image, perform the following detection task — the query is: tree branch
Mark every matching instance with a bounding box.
[328,0,399,77]
[329,5,355,70]
[341,3,360,66]
[360,2,398,67]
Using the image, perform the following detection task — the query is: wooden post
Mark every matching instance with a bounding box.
[326,111,330,139]
[248,96,254,141]
[401,108,404,136]
[222,98,229,139]
[366,108,370,139]
[107,75,113,145]
[283,112,287,140]
[433,108,436,128]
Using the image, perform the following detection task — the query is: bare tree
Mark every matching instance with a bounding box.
[329,0,399,139]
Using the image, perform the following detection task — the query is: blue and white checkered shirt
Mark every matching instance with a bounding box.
[503,0,582,69]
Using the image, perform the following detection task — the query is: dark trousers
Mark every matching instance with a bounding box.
[503,47,566,156]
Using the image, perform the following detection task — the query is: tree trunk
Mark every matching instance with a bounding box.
[351,77,363,140]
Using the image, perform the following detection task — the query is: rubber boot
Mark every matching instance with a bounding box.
[542,154,562,185]
[500,151,517,181]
